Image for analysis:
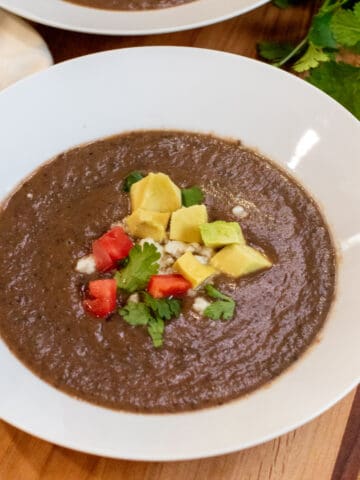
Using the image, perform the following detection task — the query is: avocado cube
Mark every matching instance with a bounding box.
[210,244,272,278]
[173,251,217,288]
[130,172,181,213]
[125,209,170,242]
[200,221,245,248]
[170,205,208,244]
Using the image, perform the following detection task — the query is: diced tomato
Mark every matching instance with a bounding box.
[92,227,133,272]
[147,274,192,299]
[83,279,117,318]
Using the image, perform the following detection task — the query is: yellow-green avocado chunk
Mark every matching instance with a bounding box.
[173,251,217,288]
[130,172,181,213]
[170,205,208,244]
[210,244,272,278]
[125,209,170,242]
[200,221,245,248]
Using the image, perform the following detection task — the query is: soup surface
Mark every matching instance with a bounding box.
[0,131,336,413]
[65,0,195,11]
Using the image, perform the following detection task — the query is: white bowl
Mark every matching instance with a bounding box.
[0,47,359,461]
[0,0,269,35]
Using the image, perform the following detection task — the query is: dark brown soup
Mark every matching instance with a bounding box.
[0,131,336,413]
[65,0,195,11]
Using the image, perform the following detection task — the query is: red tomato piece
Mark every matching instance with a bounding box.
[92,227,133,272]
[83,279,117,318]
[147,274,192,299]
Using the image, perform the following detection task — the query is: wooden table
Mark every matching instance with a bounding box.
[1,2,359,479]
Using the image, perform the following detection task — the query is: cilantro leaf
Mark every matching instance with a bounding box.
[181,187,204,207]
[204,300,235,321]
[119,302,152,326]
[143,293,181,320]
[331,4,360,47]
[147,317,165,348]
[115,243,160,293]
[205,284,233,302]
[293,43,330,72]
[204,285,236,321]
[119,301,165,347]
[258,42,295,62]
[123,171,144,192]
[309,11,338,48]
[307,60,360,119]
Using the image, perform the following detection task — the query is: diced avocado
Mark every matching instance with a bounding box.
[210,244,272,278]
[125,209,170,242]
[130,173,181,213]
[173,251,217,288]
[170,205,208,244]
[200,221,245,248]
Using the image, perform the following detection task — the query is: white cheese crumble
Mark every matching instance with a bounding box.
[197,246,214,259]
[194,255,208,265]
[128,293,139,303]
[232,205,247,219]
[192,297,211,315]
[75,255,96,274]
[164,240,194,258]
[26,192,33,199]
[187,289,197,297]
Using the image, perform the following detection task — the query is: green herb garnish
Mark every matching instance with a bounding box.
[114,243,160,293]
[119,302,152,326]
[119,293,182,347]
[204,301,236,321]
[204,285,236,321]
[181,186,204,207]
[144,293,181,320]
[147,317,165,348]
[258,0,360,119]
[123,171,144,192]
[205,284,233,301]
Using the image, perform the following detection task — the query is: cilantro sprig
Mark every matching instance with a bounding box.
[181,186,204,207]
[144,293,181,320]
[119,293,182,347]
[258,0,360,119]
[203,285,236,321]
[123,171,144,192]
[114,243,160,293]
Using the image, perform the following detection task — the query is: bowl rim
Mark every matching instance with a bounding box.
[0,0,270,36]
[0,46,359,461]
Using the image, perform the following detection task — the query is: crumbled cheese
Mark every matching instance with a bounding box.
[26,192,33,199]
[194,255,208,265]
[192,297,211,315]
[128,293,139,303]
[164,240,188,258]
[198,246,214,259]
[158,252,175,274]
[139,238,164,256]
[187,289,197,297]
[75,255,96,274]
[232,205,248,219]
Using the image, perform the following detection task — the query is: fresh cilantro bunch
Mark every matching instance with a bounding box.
[258,0,360,119]
[119,294,181,347]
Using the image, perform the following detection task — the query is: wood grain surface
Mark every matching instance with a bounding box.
[0,1,359,479]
